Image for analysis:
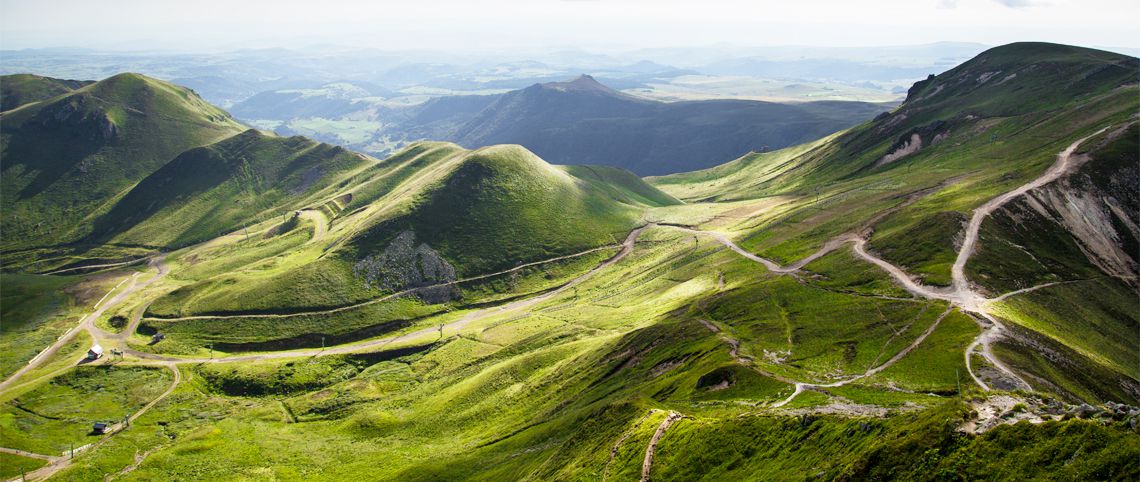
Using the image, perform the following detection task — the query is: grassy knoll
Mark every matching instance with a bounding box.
[347,144,669,276]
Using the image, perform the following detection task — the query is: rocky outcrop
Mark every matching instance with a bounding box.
[873,120,948,167]
[353,230,459,303]
[38,96,118,142]
[1006,126,1140,290]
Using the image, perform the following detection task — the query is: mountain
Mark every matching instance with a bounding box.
[449,75,892,175]
[0,73,246,251]
[88,129,373,248]
[3,43,1139,482]
[652,42,1139,403]
[0,73,93,111]
[229,81,394,120]
[222,75,890,176]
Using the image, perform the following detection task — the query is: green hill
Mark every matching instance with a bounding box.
[347,144,675,276]
[89,129,372,248]
[651,42,1137,280]
[0,73,92,112]
[137,142,677,349]
[1,73,246,253]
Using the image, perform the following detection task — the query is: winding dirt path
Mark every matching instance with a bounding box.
[680,127,1108,400]
[951,128,1109,295]
[125,226,647,364]
[0,256,168,392]
[297,209,328,243]
[640,411,682,482]
[40,257,149,276]
[0,446,59,462]
[145,244,621,322]
[602,410,654,482]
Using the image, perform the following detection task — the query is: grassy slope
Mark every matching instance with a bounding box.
[650,43,1138,282]
[347,144,674,276]
[136,143,678,349]
[90,129,372,248]
[20,223,1140,480]
[0,73,92,112]
[1,73,246,254]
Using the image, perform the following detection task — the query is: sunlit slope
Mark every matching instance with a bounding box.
[0,73,246,250]
[651,42,1138,284]
[139,142,677,349]
[347,144,675,276]
[88,129,373,248]
[650,42,1139,404]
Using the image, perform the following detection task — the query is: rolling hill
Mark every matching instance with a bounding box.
[0,73,246,253]
[88,129,373,248]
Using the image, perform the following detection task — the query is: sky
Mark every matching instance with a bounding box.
[1,0,1137,53]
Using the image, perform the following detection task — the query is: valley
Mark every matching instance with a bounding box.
[1,42,1138,481]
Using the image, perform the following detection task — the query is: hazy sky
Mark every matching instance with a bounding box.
[1,0,1136,53]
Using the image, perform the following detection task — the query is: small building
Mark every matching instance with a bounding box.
[87,343,104,360]
[92,422,108,434]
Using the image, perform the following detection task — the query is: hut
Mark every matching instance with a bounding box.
[87,343,104,360]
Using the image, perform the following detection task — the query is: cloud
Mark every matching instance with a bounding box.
[993,0,1045,7]
[938,0,959,9]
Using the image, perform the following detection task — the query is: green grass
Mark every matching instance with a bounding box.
[0,452,48,479]
[801,246,914,298]
[0,365,171,455]
[348,144,660,276]
[92,129,370,248]
[866,309,980,393]
[2,73,245,250]
[0,273,82,378]
[0,73,90,112]
[990,278,1139,381]
[702,275,942,382]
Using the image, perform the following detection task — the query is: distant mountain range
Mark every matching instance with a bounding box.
[241,75,892,175]
[444,75,891,175]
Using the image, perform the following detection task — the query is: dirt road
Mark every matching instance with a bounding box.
[145,244,621,322]
[641,411,682,482]
[0,256,168,392]
[675,129,1109,398]
[16,363,181,482]
[126,226,648,365]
